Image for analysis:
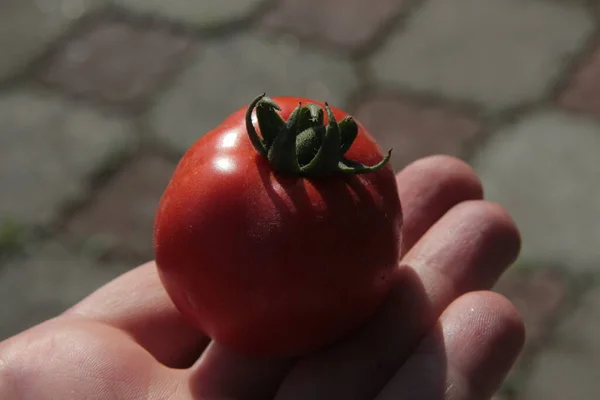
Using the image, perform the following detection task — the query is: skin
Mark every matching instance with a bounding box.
[0,155,524,400]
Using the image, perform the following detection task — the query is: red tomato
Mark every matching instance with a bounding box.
[154,95,402,357]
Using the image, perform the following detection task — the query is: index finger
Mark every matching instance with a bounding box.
[64,261,208,368]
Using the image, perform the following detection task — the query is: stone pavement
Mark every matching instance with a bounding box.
[0,0,599,397]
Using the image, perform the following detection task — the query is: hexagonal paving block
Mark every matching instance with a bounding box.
[260,0,411,52]
[0,0,106,80]
[472,110,600,271]
[39,18,196,106]
[493,263,571,398]
[0,242,129,340]
[0,90,134,228]
[64,154,176,261]
[559,43,600,119]
[369,0,594,111]
[354,94,483,172]
[548,0,600,10]
[114,0,264,26]
[494,265,568,348]
[150,33,359,152]
[522,283,600,399]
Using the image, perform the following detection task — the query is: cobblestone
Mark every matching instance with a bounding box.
[494,264,568,348]
[559,42,600,120]
[150,33,359,152]
[354,94,483,172]
[260,0,411,52]
[39,17,196,106]
[115,0,265,26]
[522,283,600,399]
[472,110,600,270]
[0,242,129,340]
[0,90,134,228]
[0,0,105,80]
[64,154,176,261]
[369,0,594,111]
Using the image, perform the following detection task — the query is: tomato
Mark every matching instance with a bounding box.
[154,94,402,357]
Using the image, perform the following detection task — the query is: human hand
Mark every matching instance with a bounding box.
[0,155,524,400]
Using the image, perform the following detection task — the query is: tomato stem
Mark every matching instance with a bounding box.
[300,104,342,175]
[339,117,358,154]
[245,94,268,158]
[256,98,284,148]
[245,93,392,177]
[267,103,301,175]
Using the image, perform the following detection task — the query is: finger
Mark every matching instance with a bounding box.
[186,341,295,400]
[396,155,483,254]
[375,291,525,400]
[0,317,186,400]
[64,262,209,368]
[275,200,521,400]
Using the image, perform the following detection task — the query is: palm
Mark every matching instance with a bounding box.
[0,156,524,400]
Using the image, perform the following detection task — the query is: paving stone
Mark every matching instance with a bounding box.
[472,110,600,271]
[65,154,176,261]
[0,242,129,340]
[494,265,568,348]
[0,0,105,80]
[115,0,264,26]
[369,0,594,111]
[550,0,600,11]
[260,0,411,52]
[39,18,195,106]
[522,283,600,399]
[493,264,569,398]
[559,43,600,119]
[0,90,134,228]
[354,94,482,172]
[151,33,359,152]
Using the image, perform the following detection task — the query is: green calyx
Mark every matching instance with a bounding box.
[245,93,392,177]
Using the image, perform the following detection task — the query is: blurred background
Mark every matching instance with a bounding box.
[1,0,599,398]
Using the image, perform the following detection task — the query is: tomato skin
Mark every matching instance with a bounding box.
[154,97,402,357]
